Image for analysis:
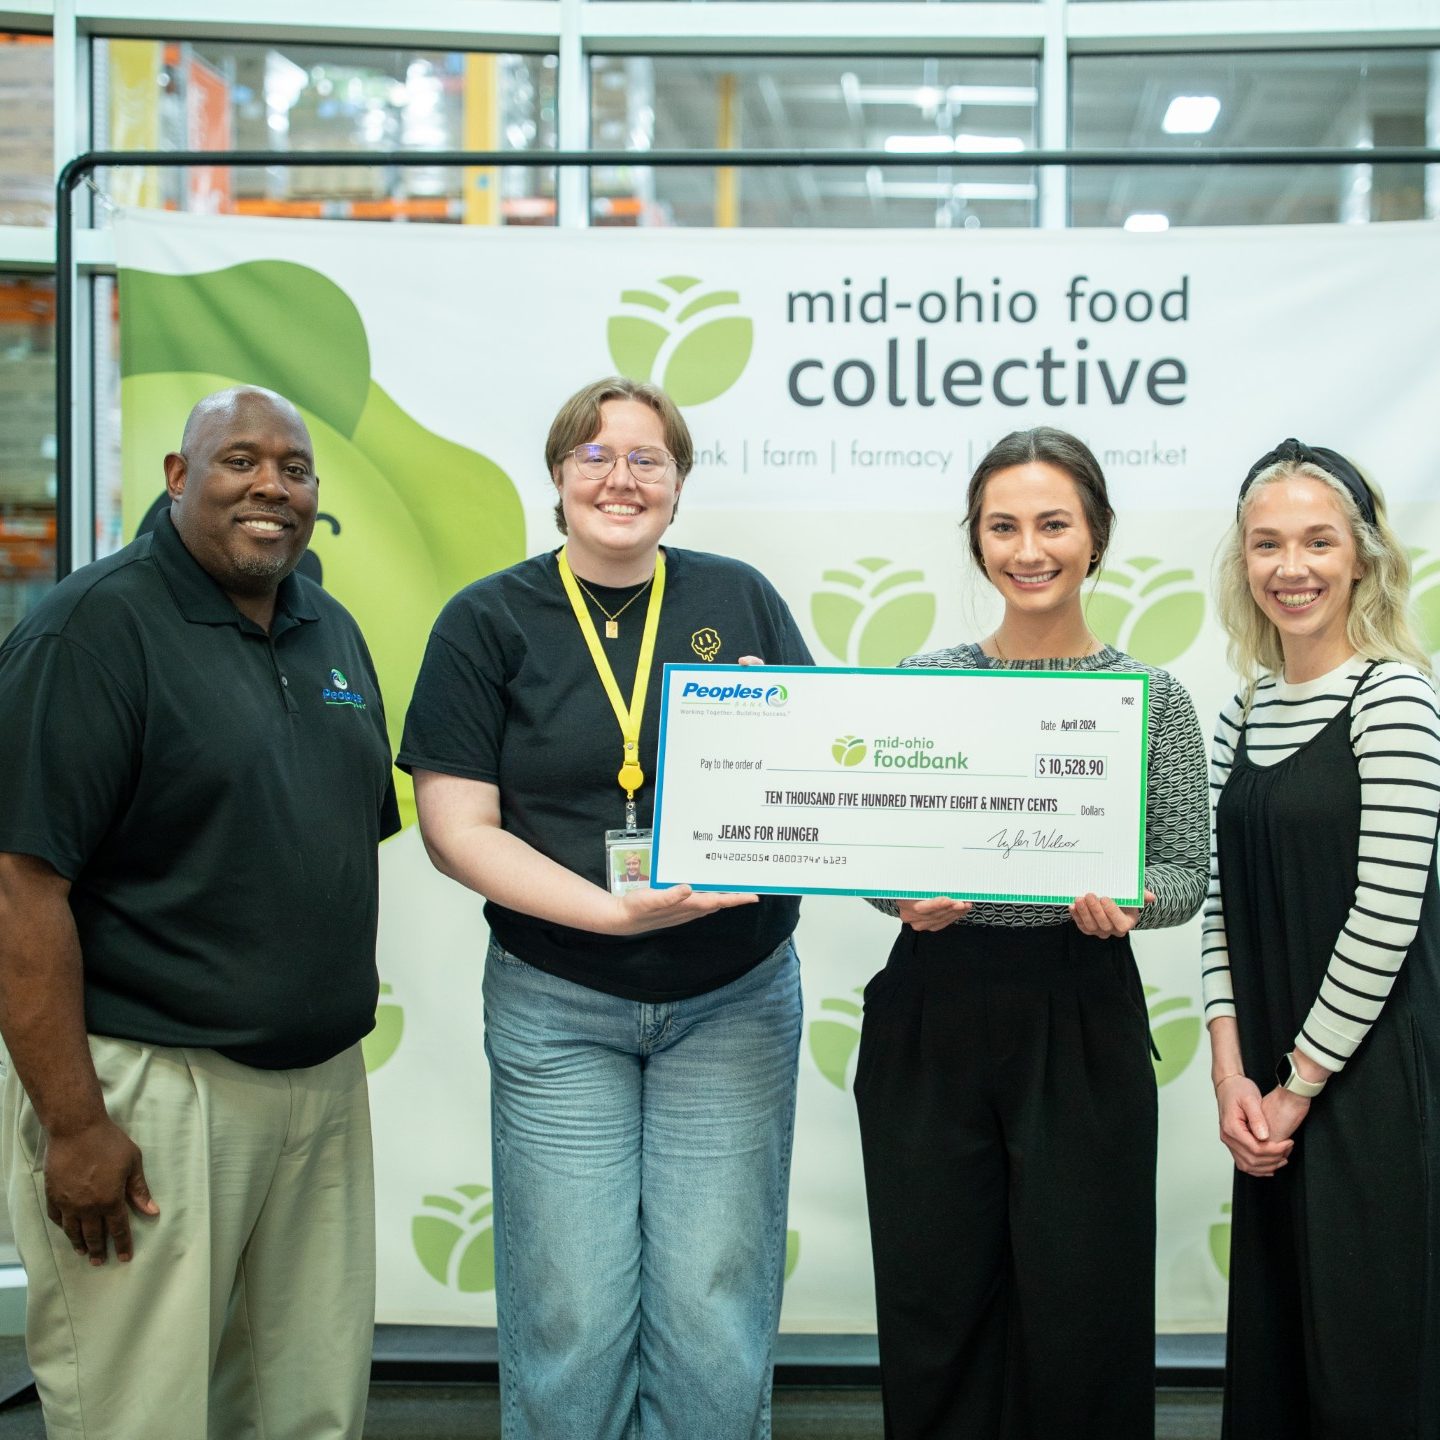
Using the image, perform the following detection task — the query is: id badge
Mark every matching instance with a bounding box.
[605,829,654,895]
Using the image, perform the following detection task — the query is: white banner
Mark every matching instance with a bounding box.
[114,210,1440,1332]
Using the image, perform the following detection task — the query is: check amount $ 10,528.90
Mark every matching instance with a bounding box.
[1034,754,1107,779]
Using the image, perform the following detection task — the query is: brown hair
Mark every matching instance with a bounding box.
[964,428,1115,577]
[546,377,695,536]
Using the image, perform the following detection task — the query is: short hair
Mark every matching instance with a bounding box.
[1215,456,1431,695]
[546,377,695,536]
[964,428,1115,577]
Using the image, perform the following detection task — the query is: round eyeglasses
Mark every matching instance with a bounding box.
[568,444,675,484]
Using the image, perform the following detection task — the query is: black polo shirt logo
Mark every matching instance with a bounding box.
[323,668,367,709]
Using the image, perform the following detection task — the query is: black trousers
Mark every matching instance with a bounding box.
[854,923,1158,1440]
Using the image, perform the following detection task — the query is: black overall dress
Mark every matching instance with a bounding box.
[1215,664,1440,1440]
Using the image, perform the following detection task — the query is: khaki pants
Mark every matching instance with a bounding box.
[1,1036,375,1440]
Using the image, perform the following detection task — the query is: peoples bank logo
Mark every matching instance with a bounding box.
[608,276,754,405]
[681,680,786,709]
[322,666,367,709]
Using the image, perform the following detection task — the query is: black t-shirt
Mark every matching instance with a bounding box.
[0,513,401,1069]
[399,546,811,1000]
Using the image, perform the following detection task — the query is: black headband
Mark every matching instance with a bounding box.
[1237,438,1376,527]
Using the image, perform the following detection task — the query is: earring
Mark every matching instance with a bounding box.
[1090,552,1099,564]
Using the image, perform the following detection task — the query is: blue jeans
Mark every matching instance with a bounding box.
[482,935,802,1440]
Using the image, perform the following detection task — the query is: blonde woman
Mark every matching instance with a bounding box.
[1205,439,1440,1440]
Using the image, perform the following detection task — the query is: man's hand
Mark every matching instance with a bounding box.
[44,1116,158,1264]
[0,853,156,1263]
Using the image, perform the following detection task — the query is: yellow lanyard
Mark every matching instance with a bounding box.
[557,547,666,822]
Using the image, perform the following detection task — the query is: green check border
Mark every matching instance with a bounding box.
[652,663,1150,906]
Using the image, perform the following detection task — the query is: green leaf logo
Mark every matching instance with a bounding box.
[832,736,866,768]
[812,557,936,667]
[119,260,529,834]
[607,275,753,406]
[808,989,863,1089]
[1410,548,1440,659]
[1086,556,1205,666]
[1209,1202,1232,1280]
[412,1183,496,1293]
[785,1229,801,1282]
[362,981,404,1074]
[1145,984,1202,1087]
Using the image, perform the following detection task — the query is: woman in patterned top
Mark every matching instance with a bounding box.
[1204,439,1440,1440]
[855,427,1208,1440]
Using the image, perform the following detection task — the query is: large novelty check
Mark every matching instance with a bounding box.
[651,665,1149,904]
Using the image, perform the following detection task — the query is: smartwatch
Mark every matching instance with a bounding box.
[1275,1051,1328,1099]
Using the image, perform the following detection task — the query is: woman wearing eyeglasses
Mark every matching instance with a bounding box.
[399,377,812,1440]
[1206,439,1440,1440]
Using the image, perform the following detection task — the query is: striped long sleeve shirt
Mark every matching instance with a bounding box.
[1202,658,1440,1072]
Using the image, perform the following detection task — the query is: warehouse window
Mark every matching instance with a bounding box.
[91,40,558,225]
[1070,49,1440,228]
[0,33,53,227]
[590,55,1040,227]
[0,276,55,640]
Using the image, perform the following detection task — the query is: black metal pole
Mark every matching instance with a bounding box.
[53,143,1440,582]
[55,159,76,580]
[55,145,1440,175]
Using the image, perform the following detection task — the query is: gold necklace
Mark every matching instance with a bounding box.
[572,574,654,639]
[990,631,1102,661]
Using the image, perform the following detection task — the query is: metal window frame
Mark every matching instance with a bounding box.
[51,138,1440,580]
[7,0,1440,570]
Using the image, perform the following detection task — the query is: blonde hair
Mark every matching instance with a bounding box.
[1215,458,1431,698]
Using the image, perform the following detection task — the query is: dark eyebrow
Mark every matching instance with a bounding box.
[983,507,1075,521]
[220,439,314,464]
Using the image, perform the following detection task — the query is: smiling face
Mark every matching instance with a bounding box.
[553,398,682,584]
[977,461,1096,621]
[166,388,318,609]
[1243,474,1363,674]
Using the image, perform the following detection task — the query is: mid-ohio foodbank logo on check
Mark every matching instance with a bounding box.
[836,733,971,770]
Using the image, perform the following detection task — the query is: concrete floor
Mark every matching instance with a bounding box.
[0,1373,1223,1439]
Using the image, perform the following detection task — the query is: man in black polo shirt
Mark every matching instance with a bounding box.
[0,386,399,1440]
